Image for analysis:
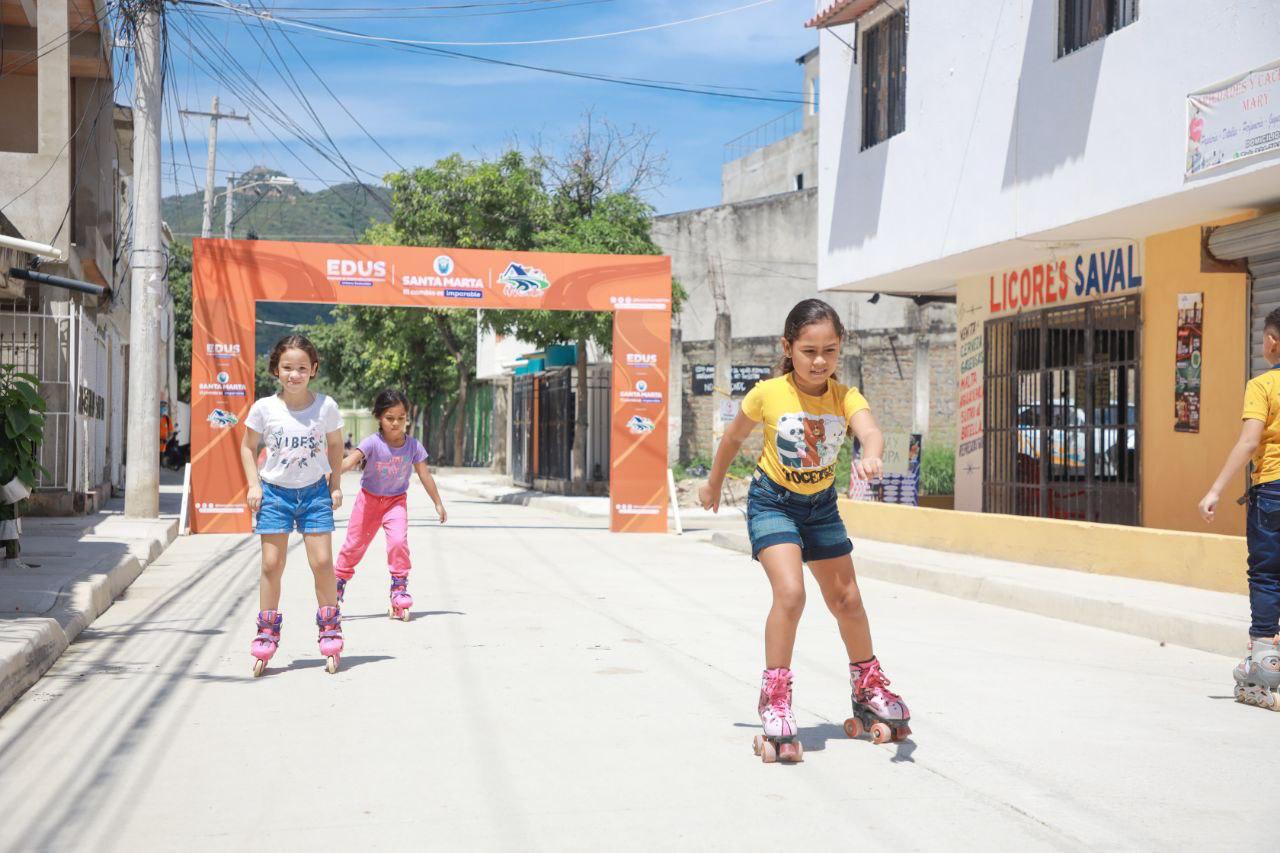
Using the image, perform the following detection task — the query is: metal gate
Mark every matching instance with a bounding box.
[1207,211,1280,377]
[984,295,1141,525]
[0,299,113,494]
[511,373,534,487]
[538,368,574,482]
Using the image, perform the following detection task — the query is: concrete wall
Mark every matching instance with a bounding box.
[1141,217,1252,535]
[653,188,915,343]
[722,124,819,206]
[817,0,1280,294]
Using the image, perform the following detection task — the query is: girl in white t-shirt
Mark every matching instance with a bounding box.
[240,335,346,676]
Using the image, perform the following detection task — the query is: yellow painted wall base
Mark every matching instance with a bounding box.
[839,500,1247,595]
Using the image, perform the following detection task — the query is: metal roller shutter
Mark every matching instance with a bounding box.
[1208,212,1280,376]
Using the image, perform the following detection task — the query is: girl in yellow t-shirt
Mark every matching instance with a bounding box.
[699,298,911,762]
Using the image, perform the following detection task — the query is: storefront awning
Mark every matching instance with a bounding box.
[806,0,880,29]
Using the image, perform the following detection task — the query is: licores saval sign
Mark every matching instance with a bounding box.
[1187,59,1280,177]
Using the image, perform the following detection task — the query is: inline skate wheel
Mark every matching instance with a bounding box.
[870,722,894,744]
[843,717,863,739]
[326,655,339,674]
[400,609,410,622]
[252,659,266,678]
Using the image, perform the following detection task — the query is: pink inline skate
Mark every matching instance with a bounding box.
[316,605,344,674]
[336,577,348,604]
[250,610,282,678]
[389,575,413,621]
[844,657,911,744]
[752,667,803,763]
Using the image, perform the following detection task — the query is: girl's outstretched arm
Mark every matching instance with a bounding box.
[850,409,885,481]
[240,427,264,513]
[340,448,365,473]
[326,429,344,510]
[414,462,447,523]
[698,410,758,512]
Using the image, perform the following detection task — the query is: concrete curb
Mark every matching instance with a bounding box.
[0,517,178,716]
[710,531,1244,658]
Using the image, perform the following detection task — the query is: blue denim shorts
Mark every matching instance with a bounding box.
[254,478,335,535]
[746,468,853,563]
[1246,481,1280,638]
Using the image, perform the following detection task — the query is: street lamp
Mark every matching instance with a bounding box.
[221,174,297,239]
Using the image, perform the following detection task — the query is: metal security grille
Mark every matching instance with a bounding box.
[1249,252,1280,376]
[1060,0,1139,56]
[861,10,906,150]
[538,368,574,482]
[511,373,534,487]
[984,295,1140,525]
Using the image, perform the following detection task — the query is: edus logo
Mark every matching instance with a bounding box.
[206,342,241,360]
[626,353,657,368]
[326,258,388,287]
[434,255,455,276]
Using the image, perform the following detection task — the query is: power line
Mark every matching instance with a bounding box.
[189,0,618,19]
[191,0,778,46]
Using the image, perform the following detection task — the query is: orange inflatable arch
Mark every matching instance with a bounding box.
[189,239,671,534]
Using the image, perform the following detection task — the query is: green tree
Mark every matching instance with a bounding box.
[169,244,193,402]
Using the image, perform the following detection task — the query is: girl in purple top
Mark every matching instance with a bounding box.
[334,389,447,620]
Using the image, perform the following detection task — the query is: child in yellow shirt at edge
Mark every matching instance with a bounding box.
[1199,307,1280,711]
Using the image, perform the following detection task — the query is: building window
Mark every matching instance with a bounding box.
[861,10,906,150]
[1059,0,1138,57]
[794,173,805,191]
[983,296,1140,525]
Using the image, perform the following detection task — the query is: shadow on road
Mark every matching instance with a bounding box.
[282,654,395,673]
[731,720,916,760]
[344,610,466,621]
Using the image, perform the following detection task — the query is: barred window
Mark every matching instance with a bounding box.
[861,10,906,150]
[1060,0,1139,57]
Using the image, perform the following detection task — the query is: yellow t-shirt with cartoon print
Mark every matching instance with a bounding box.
[1242,368,1280,486]
[740,374,870,495]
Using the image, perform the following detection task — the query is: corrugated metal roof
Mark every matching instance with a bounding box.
[805,0,880,29]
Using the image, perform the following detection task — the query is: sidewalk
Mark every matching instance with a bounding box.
[713,530,1250,657]
[0,479,182,715]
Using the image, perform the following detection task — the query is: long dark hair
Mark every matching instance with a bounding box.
[267,334,320,374]
[775,299,846,376]
[372,389,411,436]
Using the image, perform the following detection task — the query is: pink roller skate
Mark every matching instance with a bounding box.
[389,575,413,622]
[845,657,911,744]
[250,610,282,678]
[316,605,344,674]
[752,667,803,763]
[336,577,348,604]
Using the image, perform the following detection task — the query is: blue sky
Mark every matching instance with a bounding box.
[160,0,818,218]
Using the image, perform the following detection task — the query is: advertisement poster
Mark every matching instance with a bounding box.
[1186,59,1280,177]
[1175,292,1204,433]
[691,364,772,396]
[849,433,922,505]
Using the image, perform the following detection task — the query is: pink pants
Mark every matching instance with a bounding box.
[335,489,411,579]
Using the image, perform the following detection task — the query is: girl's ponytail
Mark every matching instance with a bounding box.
[774,299,846,376]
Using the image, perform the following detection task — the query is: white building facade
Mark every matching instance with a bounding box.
[811,0,1280,534]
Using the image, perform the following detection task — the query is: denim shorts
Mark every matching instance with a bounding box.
[746,468,853,563]
[254,478,335,535]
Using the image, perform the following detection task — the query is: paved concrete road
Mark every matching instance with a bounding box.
[0,476,1268,852]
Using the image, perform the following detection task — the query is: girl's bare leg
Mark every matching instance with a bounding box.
[758,543,807,669]
[808,554,874,663]
[303,533,338,607]
[258,534,289,611]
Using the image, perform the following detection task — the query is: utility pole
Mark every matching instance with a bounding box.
[125,0,164,518]
[709,254,732,459]
[180,98,249,238]
[224,172,235,239]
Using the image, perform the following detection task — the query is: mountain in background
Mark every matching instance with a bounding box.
[162,166,392,245]
[164,167,394,340]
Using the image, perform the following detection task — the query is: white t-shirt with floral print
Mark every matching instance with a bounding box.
[244,393,342,488]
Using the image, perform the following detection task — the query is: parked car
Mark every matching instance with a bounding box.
[1016,403,1136,479]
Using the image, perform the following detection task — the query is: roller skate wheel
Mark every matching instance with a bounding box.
[326,655,339,674]
[252,658,266,678]
[870,722,894,744]
[779,740,803,763]
[893,724,912,742]
[755,736,777,763]
[843,717,863,739]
